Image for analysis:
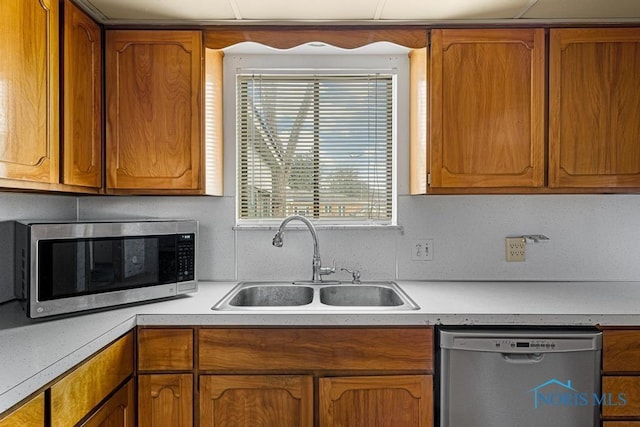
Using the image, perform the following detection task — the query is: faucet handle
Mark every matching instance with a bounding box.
[341,268,361,284]
[320,260,336,276]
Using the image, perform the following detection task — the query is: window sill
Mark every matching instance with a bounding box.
[234,223,404,232]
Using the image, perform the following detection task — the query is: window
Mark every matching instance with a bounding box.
[237,71,395,225]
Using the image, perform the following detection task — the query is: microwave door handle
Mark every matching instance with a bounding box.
[89,240,94,269]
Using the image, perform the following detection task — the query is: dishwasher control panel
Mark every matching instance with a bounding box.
[440,330,602,353]
[494,339,556,350]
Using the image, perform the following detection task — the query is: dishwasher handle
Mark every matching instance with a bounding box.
[502,353,544,363]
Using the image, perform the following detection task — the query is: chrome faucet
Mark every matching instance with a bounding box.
[272,215,335,283]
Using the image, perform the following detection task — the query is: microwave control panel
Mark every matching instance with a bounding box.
[177,233,195,281]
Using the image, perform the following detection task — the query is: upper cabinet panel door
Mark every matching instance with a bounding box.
[429,29,545,190]
[105,30,202,192]
[549,28,640,189]
[0,0,59,184]
[62,0,102,188]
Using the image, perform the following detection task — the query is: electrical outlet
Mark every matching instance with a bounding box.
[412,239,433,261]
[506,237,526,262]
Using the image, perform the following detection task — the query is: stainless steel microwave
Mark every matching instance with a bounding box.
[14,220,197,318]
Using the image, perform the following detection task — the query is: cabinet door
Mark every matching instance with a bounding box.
[62,0,102,188]
[138,374,193,427]
[200,375,313,427]
[51,332,134,427]
[319,375,433,427]
[549,28,640,189]
[0,0,59,184]
[0,393,44,426]
[80,379,135,427]
[603,330,640,373]
[105,30,202,192]
[602,376,640,418]
[429,29,545,190]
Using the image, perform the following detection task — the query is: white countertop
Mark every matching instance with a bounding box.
[2,280,640,413]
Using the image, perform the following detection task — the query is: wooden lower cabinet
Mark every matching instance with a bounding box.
[80,379,135,427]
[51,333,134,427]
[320,375,433,427]
[200,375,313,427]
[138,374,193,427]
[197,327,434,427]
[0,393,44,426]
[602,329,640,425]
[198,374,432,427]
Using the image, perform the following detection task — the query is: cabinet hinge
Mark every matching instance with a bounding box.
[427,173,432,185]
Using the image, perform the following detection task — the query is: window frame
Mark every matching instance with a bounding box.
[236,69,396,225]
[224,49,408,228]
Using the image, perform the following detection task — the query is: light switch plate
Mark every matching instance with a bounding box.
[412,239,433,261]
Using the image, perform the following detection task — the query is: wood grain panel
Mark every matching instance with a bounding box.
[62,0,102,188]
[0,393,44,426]
[50,332,134,427]
[604,330,640,372]
[0,0,58,184]
[138,374,193,427]
[549,28,640,188]
[604,422,640,426]
[602,376,640,417]
[106,30,202,191]
[319,375,433,427]
[80,379,135,427]
[205,27,428,49]
[429,28,545,189]
[204,48,224,196]
[199,328,433,372]
[200,375,313,427]
[138,328,193,371]
[409,47,428,195]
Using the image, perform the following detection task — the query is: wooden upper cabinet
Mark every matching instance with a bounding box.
[549,28,640,189]
[105,30,203,192]
[0,0,59,184]
[62,0,102,189]
[429,29,545,190]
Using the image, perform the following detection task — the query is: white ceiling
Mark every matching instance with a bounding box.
[77,0,640,24]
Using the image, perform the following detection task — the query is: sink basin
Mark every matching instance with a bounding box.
[212,281,419,311]
[228,284,313,307]
[320,285,404,307]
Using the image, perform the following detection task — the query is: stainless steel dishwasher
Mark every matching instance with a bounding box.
[440,329,602,427]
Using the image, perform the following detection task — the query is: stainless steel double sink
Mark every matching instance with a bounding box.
[212,281,420,311]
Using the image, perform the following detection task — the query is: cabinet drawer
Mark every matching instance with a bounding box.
[50,332,134,427]
[602,376,640,417]
[199,328,433,372]
[138,328,194,371]
[604,330,640,372]
[0,393,44,426]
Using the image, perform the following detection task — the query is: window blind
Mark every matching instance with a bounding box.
[237,73,394,224]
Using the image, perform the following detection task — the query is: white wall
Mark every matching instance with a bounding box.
[0,193,77,302]
[1,189,639,303]
[78,193,640,283]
